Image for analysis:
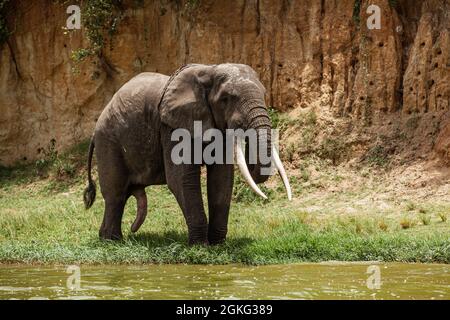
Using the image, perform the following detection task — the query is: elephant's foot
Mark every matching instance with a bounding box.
[187,225,208,246]
[208,237,226,246]
[99,227,123,241]
[188,238,209,246]
[208,228,227,245]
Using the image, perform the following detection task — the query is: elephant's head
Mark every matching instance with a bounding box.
[160,63,291,200]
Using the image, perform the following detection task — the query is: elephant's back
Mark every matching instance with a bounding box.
[112,72,169,114]
[95,72,169,136]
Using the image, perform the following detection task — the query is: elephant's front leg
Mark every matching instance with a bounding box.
[207,164,234,245]
[182,164,209,244]
[167,163,208,245]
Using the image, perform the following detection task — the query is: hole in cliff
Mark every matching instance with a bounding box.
[369,81,374,86]
[420,42,425,47]
[422,96,426,100]
[256,64,261,68]
[378,42,384,47]
[286,78,291,83]
[409,87,413,92]
[429,80,435,87]
[436,49,442,55]
[434,63,438,68]
[437,94,442,98]
[64,44,67,48]
[417,71,421,76]
[278,63,283,68]
[359,96,365,101]
[94,118,98,122]
[23,157,27,161]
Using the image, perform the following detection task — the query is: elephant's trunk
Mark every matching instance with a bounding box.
[235,99,292,200]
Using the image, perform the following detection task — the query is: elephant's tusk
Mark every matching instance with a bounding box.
[235,137,268,200]
[272,146,292,201]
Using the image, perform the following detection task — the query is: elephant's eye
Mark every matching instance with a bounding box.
[234,118,243,127]
[220,95,229,104]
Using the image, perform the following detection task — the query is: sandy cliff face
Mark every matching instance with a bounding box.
[0,0,448,165]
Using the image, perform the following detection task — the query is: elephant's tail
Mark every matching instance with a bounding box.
[83,138,96,209]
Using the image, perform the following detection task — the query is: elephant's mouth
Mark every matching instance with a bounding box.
[234,135,292,201]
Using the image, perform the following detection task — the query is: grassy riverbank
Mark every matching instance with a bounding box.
[0,141,449,265]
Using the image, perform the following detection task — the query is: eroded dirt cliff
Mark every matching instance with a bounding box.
[0,0,449,166]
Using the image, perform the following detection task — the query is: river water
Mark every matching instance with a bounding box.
[0,263,448,300]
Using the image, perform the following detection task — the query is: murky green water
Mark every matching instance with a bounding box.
[0,263,448,300]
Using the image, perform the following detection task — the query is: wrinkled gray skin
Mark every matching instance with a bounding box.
[83,64,272,245]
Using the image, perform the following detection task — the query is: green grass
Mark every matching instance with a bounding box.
[0,142,449,265]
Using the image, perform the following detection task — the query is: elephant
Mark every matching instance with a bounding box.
[83,63,291,245]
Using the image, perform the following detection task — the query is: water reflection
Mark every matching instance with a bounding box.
[0,263,448,300]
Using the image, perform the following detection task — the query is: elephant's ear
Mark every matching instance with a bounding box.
[160,65,215,136]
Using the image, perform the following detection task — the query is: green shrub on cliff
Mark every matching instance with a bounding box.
[0,0,10,45]
[63,0,123,64]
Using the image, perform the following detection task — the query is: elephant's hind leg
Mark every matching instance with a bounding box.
[100,199,126,240]
[130,187,148,233]
[96,138,129,240]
